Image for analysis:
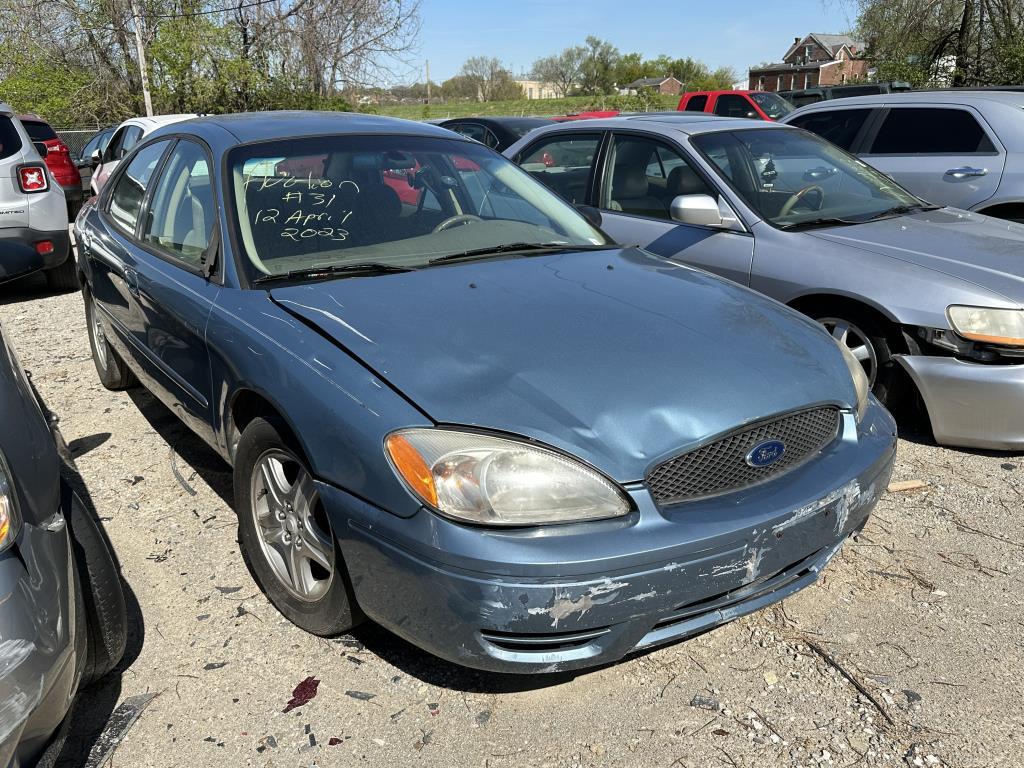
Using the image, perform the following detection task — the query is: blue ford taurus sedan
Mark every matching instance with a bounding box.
[74,112,896,673]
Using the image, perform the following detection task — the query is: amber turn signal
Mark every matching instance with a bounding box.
[385,433,438,507]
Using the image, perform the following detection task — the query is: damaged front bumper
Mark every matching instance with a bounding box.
[897,354,1024,450]
[323,400,897,674]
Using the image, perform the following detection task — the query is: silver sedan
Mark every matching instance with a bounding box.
[505,114,1024,450]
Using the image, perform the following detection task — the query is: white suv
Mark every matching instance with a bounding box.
[782,90,1024,222]
[0,103,75,288]
[89,114,196,195]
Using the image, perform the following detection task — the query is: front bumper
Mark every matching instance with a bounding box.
[0,505,79,768]
[0,227,71,270]
[897,354,1024,450]
[323,401,897,673]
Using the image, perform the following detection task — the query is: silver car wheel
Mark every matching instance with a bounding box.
[90,305,108,371]
[818,317,878,388]
[250,449,334,602]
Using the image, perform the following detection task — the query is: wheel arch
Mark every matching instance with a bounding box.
[974,201,1024,222]
[226,387,312,469]
[786,291,903,328]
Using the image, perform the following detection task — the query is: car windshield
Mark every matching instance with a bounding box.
[749,93,794,119]
[228,134,608,280]
[691,127,923,229]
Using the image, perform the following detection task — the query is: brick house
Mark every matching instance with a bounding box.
[620,76,684,96]
[748,33,870,92]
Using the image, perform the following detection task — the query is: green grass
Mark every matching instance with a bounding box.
[369,93,681,120]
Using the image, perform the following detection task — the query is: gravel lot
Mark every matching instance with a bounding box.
[2,276,1021,768]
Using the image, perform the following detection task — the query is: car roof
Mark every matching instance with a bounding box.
[0,103,13,117]
[523,113,790,138]
[120,113,198,130]
[787,89,1024,113]
[685,90,766,97]
[156,110,465,144]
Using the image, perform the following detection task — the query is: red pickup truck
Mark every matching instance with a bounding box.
[676,90,794,121]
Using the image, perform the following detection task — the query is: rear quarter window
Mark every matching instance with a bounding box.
[21,120,57,142]
[0,117,23,160]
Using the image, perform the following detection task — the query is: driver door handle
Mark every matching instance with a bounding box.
[945,166,987,179]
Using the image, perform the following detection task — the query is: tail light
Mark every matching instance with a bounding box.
[17,164,49,193]
[35,240,54,255]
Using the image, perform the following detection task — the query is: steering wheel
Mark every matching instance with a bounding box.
[433,214,483,233]
[779,184,825,217]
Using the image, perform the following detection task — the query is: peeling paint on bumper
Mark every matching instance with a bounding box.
[322,400,896,674]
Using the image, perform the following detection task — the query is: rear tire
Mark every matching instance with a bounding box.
[45,257,79,291]
[85,292,135,390]
[67,492,127,686]
[234,416,362,636]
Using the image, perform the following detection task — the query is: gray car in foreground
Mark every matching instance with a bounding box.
[0,244,126,766]
[506,114,1024,450]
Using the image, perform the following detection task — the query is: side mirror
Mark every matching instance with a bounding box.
[32,141,49,158]
[0,241,46,284]
[575,204,602,228]
[90,148,102,168]
[670,194,725,227]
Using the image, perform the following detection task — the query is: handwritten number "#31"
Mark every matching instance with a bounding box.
[281,227,349,242]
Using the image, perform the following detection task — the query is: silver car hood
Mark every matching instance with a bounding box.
[808,208,1024,307]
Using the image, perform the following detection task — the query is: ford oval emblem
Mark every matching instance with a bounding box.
[745,439,786,468]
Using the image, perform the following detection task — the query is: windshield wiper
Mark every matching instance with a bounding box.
[863,203,942,222]
[428,242,616,266]
[252,262,415,285]
[777,217,862,231]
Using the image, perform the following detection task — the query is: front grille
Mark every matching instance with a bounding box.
[646,407,841,505]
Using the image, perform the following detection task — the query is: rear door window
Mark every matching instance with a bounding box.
[867,108,996,154]
[517,133,601,204]
[107,140,170,234]
[0,117,23,160]
[788,108,873,151]
[684,95,708,112]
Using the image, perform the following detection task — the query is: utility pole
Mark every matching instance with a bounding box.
[425,60,431,104]
[129,0,154,117]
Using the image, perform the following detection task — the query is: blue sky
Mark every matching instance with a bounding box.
[411,0,856,84]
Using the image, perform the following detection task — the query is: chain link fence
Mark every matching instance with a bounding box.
[55,128,102,157]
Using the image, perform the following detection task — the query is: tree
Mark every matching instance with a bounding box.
[456,56,522,101]
[0,0,421,124]
[579,36,620,94]
[531,45,587,96]
[857,0,1024,86]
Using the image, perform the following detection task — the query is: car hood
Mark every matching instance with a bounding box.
[269,248,854,482]
[808,208,1024,307]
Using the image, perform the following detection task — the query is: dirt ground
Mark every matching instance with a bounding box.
[1,275,1021,768]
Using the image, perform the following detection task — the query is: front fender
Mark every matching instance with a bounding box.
[207,289,431,517]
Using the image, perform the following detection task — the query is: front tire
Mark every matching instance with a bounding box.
[817,312,907,408]
[67,491,128,685]
[85,292,135,390]
[234,417,361,636]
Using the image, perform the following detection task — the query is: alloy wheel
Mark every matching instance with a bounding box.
[249,449,335,602]
[90,304,108,371]
[818,316,878,388]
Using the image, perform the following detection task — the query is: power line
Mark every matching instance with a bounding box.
[145,0,289,20]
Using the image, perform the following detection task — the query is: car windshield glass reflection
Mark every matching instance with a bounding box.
[750,92,794,119]
[228,135,607,281]
[691,128,924,229]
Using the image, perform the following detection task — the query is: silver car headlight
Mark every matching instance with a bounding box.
[385,428,631,526]
[835,339,869,422]
[947,305,1024,347]
[0,452,22,552]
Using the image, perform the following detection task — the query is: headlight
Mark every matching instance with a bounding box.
[835,339,869,422]
[947,305,1024,347]
[0,452,22,551]
[385,429,631,526]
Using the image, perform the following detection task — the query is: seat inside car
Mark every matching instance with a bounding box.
[610,165,666,218]
[667,165,712,199]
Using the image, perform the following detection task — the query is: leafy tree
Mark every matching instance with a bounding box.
[455,56,522,101]
[531,45,587,96]
[579,36,620,95]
